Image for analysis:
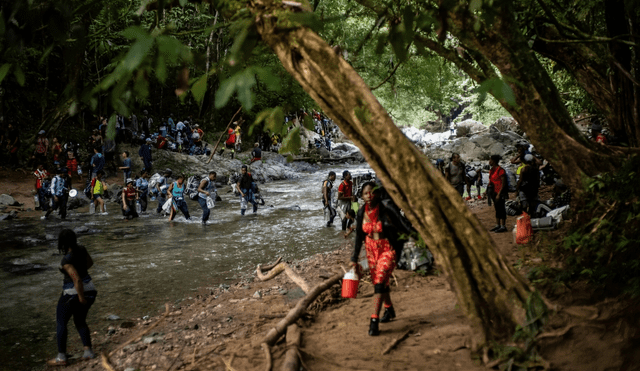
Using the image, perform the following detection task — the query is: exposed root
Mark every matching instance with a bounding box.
[100,353,116,371]
[262,274,342,346]
[382,329,412,355]
[256,261,310,294]
[261,343,272,371]
[281,324,301,371]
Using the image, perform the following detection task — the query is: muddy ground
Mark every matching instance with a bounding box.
[2,167,639,371]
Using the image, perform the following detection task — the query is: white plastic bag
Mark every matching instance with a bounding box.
[206,196,215,209]
[162,198,172,213]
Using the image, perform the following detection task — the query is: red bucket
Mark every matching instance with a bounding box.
[341,270,359,298]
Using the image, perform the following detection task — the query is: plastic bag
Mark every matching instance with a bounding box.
[516,212,533,244]
[162,198,172,213]
[206,196,215,209]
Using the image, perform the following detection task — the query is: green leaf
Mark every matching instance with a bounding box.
[192,75,208,105]
[280,126,301,155]
[157,36,183,65]
[255,67,281,91]
[470,0,483,12]
[121,26,147,40]
[179,0,187,6]
[123,36,154,72]
[264,106,284,134]
[303,115,315,131]
[106,114,117,140]
[0,63,11,85]
[215,75,238,109]
[14,65,25,86]
[236,69,256,110]
[155,55,167,83]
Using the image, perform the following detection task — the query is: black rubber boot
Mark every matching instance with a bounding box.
[380,306,396,323]
[369,318,380,336]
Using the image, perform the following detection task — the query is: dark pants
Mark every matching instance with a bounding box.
[323,200,336,224]
[122,199,139,219]
[241,188,257,215]
[46,195,68,219]
[139,193,148,212]
[198,197,210,222]
[37,188,49,211]
[171,198,190,220]
[142,158,152,172]
[494,197,506,220]
[156,194,166,213]
[56,292,96,353]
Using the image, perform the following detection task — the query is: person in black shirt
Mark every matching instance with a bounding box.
[237,165,258,215]
[47,229,97,366]
[250,142,262,164]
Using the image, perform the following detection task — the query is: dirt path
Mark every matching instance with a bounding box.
[2,168,637,371]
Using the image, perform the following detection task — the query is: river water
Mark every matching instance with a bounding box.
[0,164,370,371]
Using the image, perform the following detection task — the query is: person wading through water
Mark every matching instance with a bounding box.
[337,170,357,231]
[322,171,337,227]
[349,182,415,336]
[197,171,217,225]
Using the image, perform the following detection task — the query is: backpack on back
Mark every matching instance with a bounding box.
[185,175,202,200]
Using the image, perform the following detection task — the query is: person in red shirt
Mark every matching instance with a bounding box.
[487,155,508,233]
[220,123,237,159]
[337,170,356,231]
[34,164,50,211]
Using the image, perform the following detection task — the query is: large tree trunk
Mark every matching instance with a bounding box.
[251,0,534,348]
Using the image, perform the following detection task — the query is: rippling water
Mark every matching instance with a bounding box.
[0,164,370,371]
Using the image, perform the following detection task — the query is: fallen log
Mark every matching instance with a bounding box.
[262,273,342,346]
[256,262,310,294]
[280,324,301,371]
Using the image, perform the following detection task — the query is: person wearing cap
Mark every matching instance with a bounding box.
[44,168,69,220]
[121,178,139,220]
[337,170,356,231]
[249,143,262,164]
[155,169,173,214]
[33,130,49,166]
[516,153,540,216]
[138,138,153,172]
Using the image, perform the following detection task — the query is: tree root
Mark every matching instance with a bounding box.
[262,273,342,346]
[256,259,310,294]
[281,324,301,371]
[382,329,412,355]
[261,343,272,371]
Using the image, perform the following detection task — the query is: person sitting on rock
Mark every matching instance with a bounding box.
[250,142,262,164]
[445,153,468,197]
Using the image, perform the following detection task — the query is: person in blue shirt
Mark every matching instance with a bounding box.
[167,174,190,221]
[138,138,153,172]
[119,151,132,183]
[90,146,105,179]
[136,171,150,212]
[167,114,175,137]
[197,171,217,225]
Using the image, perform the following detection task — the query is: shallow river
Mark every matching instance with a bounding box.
[0,164,370,371]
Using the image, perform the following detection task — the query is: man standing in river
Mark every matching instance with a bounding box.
[337,170,356,231]
[237,165,258,215]
[197,171,217,224]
